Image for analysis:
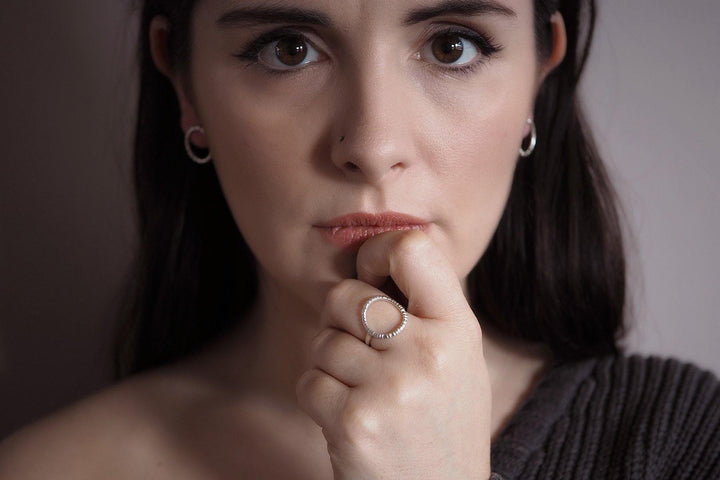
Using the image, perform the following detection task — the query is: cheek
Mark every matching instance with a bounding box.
[440,125,519,278]
[425,70,534,276]
[450,100,523,201]
[191,70,343,300]
[197,81,315,222]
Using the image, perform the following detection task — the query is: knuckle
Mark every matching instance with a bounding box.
[313,331,346,366]
[325,278,356,309]
[469,319,484,343]
[391,229,432,262]
[385,374,410,405]
[416,333,450,374]
[309,328,333,357]
[456,314,484,347]
[354,261,376,283]
[339,399,380,445]
[296,369,323,399]
[384,370,426,409]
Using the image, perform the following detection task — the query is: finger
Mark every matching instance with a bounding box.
[322,279,415,351]
[321,279,378,340]
[310,327,381,386]
[355,230,469,321]
[296,368,349,429]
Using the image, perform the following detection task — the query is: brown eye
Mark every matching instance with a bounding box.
[431,34,464,63]
[275,36,308,66]
[252,33,322,71]
[420,31,482,69]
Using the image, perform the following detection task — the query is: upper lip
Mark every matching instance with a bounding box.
[315,211,429,228]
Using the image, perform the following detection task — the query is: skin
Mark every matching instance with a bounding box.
[0,1,567,478]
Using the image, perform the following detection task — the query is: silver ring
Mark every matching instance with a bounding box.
[361,295,408,346]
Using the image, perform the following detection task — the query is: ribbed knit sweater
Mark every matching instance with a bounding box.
[490,354,720,479]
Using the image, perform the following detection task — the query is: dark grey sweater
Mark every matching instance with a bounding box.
[490,354,720,479]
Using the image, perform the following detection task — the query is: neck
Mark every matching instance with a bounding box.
[214,270,323,403]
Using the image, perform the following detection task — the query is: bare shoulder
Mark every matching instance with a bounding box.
[0,343,331,480]
[0,365,219,479]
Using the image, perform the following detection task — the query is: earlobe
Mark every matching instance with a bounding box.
[540,12,568,80]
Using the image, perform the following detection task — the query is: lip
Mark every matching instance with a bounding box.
[315,211,431,251]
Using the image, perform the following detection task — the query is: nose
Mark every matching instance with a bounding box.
[330,65,417,184]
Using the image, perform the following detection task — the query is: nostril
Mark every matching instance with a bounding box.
[345,162,360,171]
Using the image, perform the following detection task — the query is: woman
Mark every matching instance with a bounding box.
[1,0,718,478]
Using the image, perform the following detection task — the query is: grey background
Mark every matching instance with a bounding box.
[1,1,719,439]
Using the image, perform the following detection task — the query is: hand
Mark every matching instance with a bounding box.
[296,230,492,479]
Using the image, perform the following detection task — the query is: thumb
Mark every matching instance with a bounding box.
[355,230,470,321]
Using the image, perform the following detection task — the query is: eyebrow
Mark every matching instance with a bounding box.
[216,5,331,28]
[216,0,516,29]
[403,0,517,25]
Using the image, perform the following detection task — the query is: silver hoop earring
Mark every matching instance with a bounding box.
[518,118,537,158]
[184,125,212,164]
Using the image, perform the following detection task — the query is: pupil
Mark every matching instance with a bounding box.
[275,37,307,66]
[432,34,463,63]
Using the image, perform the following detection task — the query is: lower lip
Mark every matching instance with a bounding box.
[317,224,429,251]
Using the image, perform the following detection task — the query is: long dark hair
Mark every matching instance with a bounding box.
[114,0,626,379]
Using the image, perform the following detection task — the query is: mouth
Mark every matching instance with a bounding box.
[314,211,431,251]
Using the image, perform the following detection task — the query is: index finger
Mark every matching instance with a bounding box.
[355,230,470,321]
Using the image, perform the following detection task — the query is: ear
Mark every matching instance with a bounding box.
[149,15,207,147]
[538,12,567,84]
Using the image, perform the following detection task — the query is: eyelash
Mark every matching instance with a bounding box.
[233,26,503,77]
[427,26,503,75]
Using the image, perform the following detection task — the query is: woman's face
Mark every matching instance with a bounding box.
[172,0,561,311]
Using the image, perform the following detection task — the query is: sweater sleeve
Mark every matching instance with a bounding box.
[492,354,720,479]
[619,356,720,479]
[566,355,720,480]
